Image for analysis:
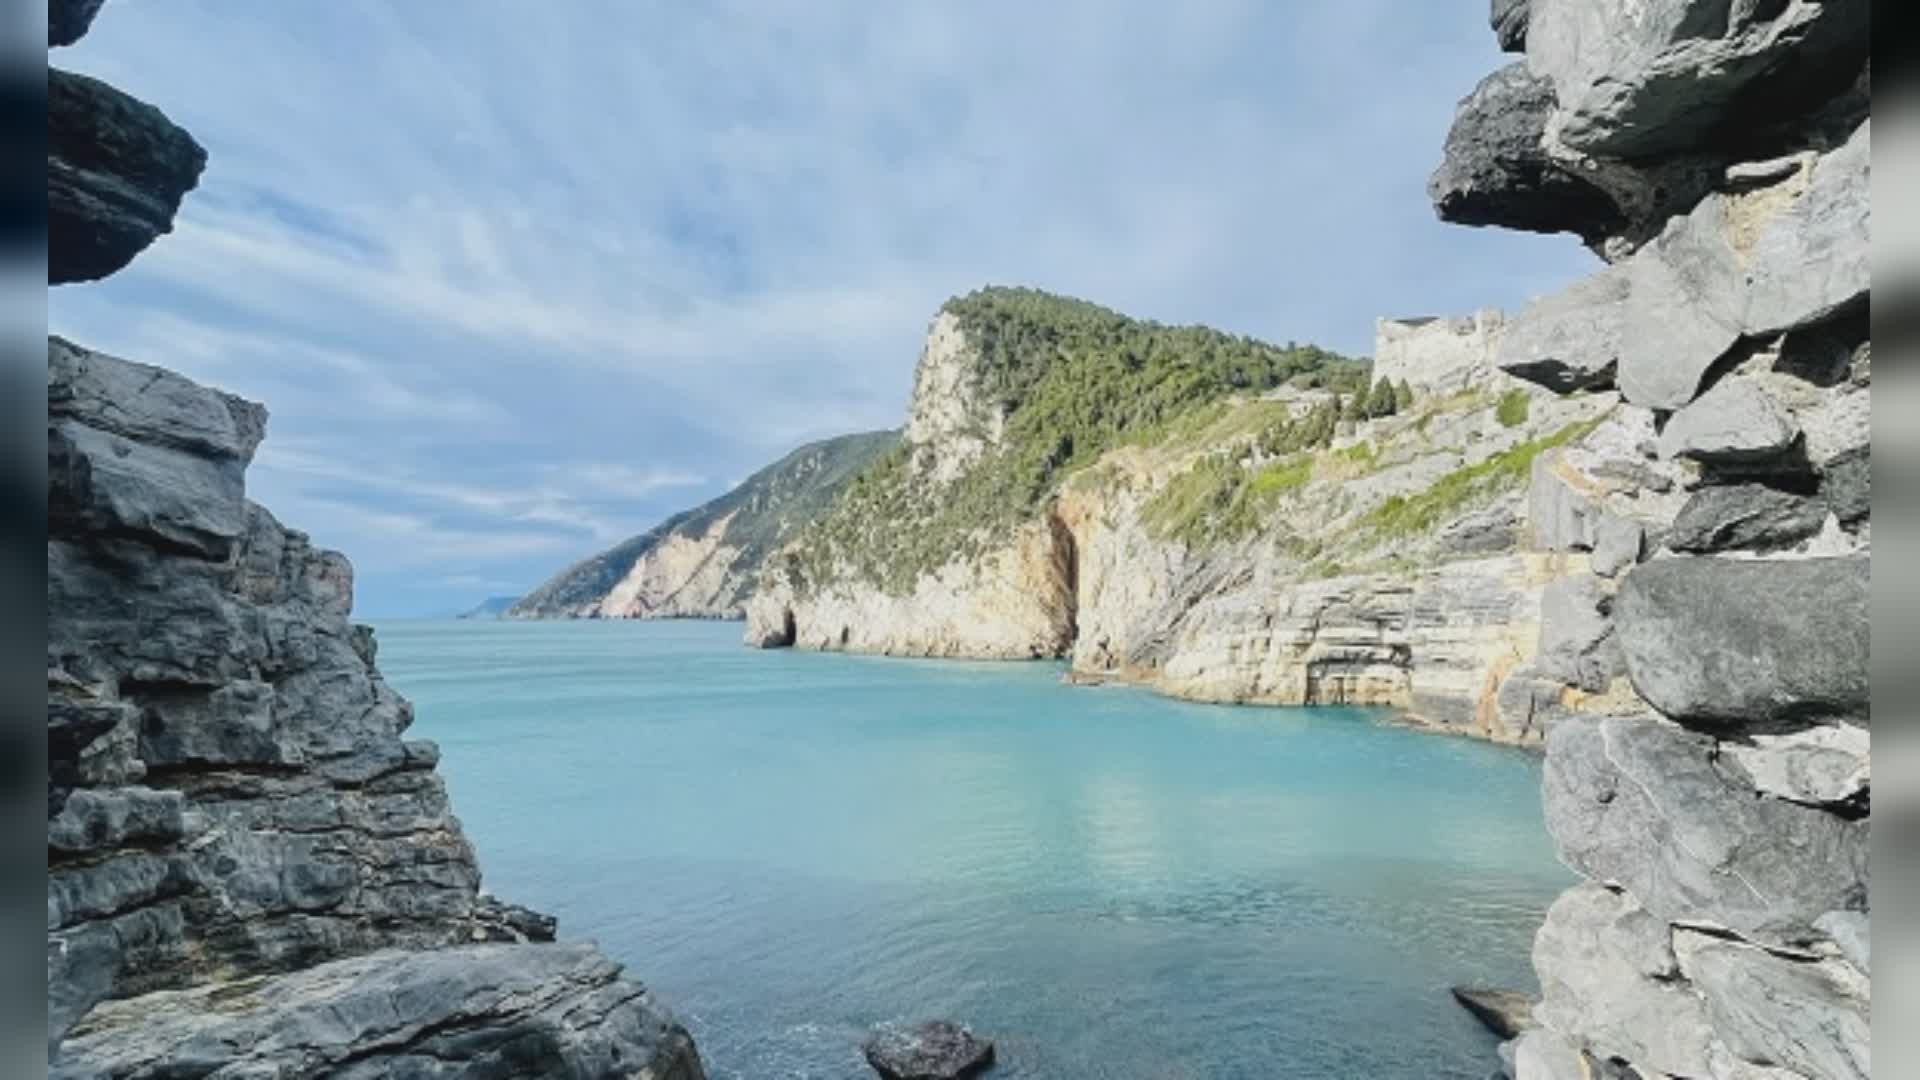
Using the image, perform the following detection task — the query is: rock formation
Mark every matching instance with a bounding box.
[1430,2,1871,1075]
[45,6,706,1076]
[509,430,895,619]
[745,286,1656,745]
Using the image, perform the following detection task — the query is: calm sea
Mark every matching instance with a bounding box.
[375,618,1567,1079]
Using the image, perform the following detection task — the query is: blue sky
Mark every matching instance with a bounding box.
[49,1,1593,617]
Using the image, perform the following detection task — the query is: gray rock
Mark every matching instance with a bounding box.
[49,420,254,559]
[1428,63,1623,241]
[1525,0,1871,158]
[1673,928,1870,1080]
[50,0,107,47]
[1535,574,1621,693]
[1745,121,1871,337]
[1589,515,1643,577]
[50,945,706,1080]
[1617,220,1745,411]
[1497,263,1626,392]
[1543,714,1868,945]
[471,894,560,943]
[49,337,267,464]
[47,787,185,855]
[1656,378,1799,464]
[1527,450,1599,551]
[864,1020,996,1080]
[49,70,208,284]
[1451,986,1536,1039]
[1490,0,1529,52]
[1721,723,1870,809]
[1532,883,1717,1077]
[1815,910,1870,972]
[1664,483,1828,553]
[1494,667,1570,743]
[1822,446,1870,526]
[1507,1027,1588,1080]
[1613,555,1869,728]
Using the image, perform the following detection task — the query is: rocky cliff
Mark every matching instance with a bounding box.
[44,4,706,1075]
[747,286,1652,744]
[510,430,895,620]
[1429,1,1870,1076]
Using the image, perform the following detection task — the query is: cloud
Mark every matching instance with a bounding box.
[48,0,1594,615]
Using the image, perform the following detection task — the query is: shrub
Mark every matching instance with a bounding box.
[1495,387,1531,428]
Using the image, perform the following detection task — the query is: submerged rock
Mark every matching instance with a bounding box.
[863,1021,996,1080]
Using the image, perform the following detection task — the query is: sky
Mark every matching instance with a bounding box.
[49,1,1595,617]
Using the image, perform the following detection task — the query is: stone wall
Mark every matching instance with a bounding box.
[1430,1,1870,1075]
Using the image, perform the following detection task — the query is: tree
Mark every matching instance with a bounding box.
[1367,377,1397,418]
[1394,379,1414,412]
[1341,391,1367,423]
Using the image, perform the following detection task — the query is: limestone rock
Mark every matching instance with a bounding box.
[1428,63,1623,240]
[1497,264,1626,393]
[1613,555,1868,728]
[1508,1027,1589,1080]
[1673,928,1870,1080]
[48,69,208,284]
[1822,447,1869,525]
[1534,574,1621,693]
[1664,483,1829,553]
[1721,723,1870,809]
[1524,0,1871,159]
[1451,986,1536,1039]
[1532,883,1718,1077]
[1657,380,1800,465]
[50,0,107,47]
[1617,219,1745,411]
[1372,310,1504,395]
[1543,715,1867,944]
[1490,0,1529,52]
[1589,515,1643,577]
[1744,121,1872,338]
[863,1020,995,1080]
[51,945,706,1080]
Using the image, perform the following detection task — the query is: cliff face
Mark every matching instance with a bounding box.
[45,5,705,1076]
[510,430,895,619]
[747,291,1657,744]
[1430,1,1870,1076]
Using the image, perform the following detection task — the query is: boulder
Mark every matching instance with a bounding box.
[1617,219,1745,411]
[1525,0,1872,159]
[1532,883,1718,1077]
[1744,121,1872,338]
[1450,986,1535,1039]
[1588,515,1643,577]
[1721,723,1870,809]
[49,945,706,1080]
[1823,447,1870,525]
[48,69,208,284]
[1673,928,1870,1080]
[1534,574,1621,693]
[1664,482,1829,553]
[1496,263,1626,392]
[1490,0,1529,52]
[1428,63,1622,241]
[1656,378,1799,464]
[1543,714,1868,945]
[50,0,107,47]
[864,1020,996,1080]
[1613,555,1868,728]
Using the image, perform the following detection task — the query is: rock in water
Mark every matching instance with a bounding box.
[48,68,208,285]
[863,1021,996,1080]
[1450,986,1536,1039]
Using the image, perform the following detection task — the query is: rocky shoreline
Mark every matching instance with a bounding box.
[45,3,707,1075]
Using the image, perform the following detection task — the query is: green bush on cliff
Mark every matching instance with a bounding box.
[1495,387,1531,428]
[1361,416,1604,538]
[1143,452,1313,545]
[791,287,1366,591]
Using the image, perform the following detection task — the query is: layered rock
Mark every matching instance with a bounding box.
[46,9,705,1076]
[1432,2,1871,1074]
[510,430,895,619]
[751,292,1639,746]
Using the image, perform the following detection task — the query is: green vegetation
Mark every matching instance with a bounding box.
[1360,416,1605,538]
[791,287,1367,591]
[1495,387,1531,428]
[1255,399,1339,456]
[1142,452,1314,545]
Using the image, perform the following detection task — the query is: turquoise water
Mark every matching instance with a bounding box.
[376,619,1568,1079]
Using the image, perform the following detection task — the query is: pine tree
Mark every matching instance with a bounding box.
[1368,377,1397,418]
[1394,379,1414,412]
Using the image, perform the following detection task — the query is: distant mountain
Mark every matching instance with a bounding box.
[457,595,521,619]
[508,430,898,619]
